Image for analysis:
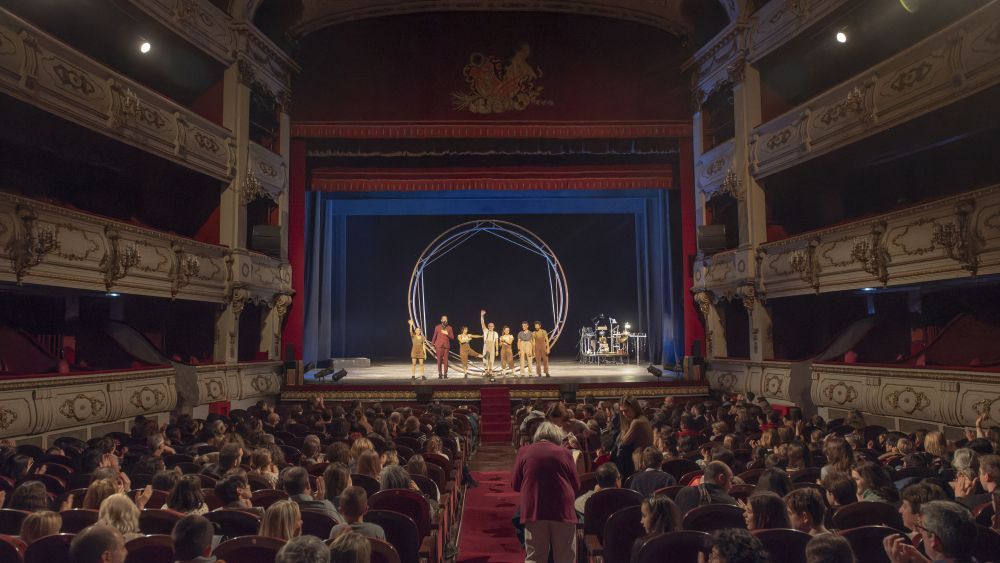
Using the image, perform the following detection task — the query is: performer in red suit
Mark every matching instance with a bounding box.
[432,315,455,379]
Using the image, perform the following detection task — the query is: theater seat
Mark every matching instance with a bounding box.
[139,509,182,535]
[652,485,686,499]
[633,531,709,563]
[214,535,286,563]
[205,509,261,538]
[124,534,174,563]
[586,504,644,563]
[0,534,25,563]
[59,509,99,533]
[581,488,643,541]
[832,502,904,531]
[752,529,810,563]
[838,526,907,563]
[301,508,338,537]
[974,526,1000,562]
[662,459,700,481]
[368,536,402,563]
[351,473,382,498]
[0,509,31,535]
[365,509,426,563]
[24,533,74,563]
[682,504,745,533]
[250,489,288,509]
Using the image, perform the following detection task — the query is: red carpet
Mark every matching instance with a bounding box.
[457,471,524,563]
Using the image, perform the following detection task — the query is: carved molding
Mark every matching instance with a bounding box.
[5,205,59,284]
[885,386,932,416]
[129,386,167,411]
[58,393,106,422]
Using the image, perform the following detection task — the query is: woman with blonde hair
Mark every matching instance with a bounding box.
[425,436,449,461]
[924,431,949,462]
[19,511,61,545]
[98,493,143,541]
[260,499,302,541]
[82,478,119,510]
[349,437,375,470]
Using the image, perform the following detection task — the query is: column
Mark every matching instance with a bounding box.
[694,291,727,359]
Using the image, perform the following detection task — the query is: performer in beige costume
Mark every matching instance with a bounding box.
[499,326,515,379]
[457,326,482,378]
[532,320,551,377]
[480,310,499,378]
[407,320,427,380]
[516,321,534,377]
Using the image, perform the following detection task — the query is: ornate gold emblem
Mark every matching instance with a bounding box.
[452,44,552,114]
[59,394,106,421]
[885,386,931,415]
[0,407,18,431]
[822,382,859,406]
[129,386,166,411]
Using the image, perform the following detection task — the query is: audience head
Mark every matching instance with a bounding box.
[743,492,790,531]
[805,534,855,563]
[821,471,857,507]
[97,493,140,538]
[823,438,853,472]
[379,464,412,490]
[595,462,621,489]
[277,535,331,563]
[899,481,948,532]
[69,524,127,563]
[406,455,428,476]
[851,462,899,503]
[339,486,369,521]
[641,447,664,471]
[979,454,1000,492]
[261,499,303,541]
[282,466,312,496]
[171,514,215,561]
[703,461,733,492]
[166,474,206,513]
[214,471,251,506]
[9,480,49,512]
[754,468,792,498]
[784,488,826,534]
[19,510,61,545]
[329,530,371,563]
[356,450,383,479]
[151,469,180,491]
[918,500,977,560]
[640,495,681,535]
[704,528,769,563]
[923,431,948,460]
[533,422,565,445]
[219,443,243,471]
[323,462,353,503]
[951,447,979,480]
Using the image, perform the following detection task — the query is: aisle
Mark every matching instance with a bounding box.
[456,446,524,563]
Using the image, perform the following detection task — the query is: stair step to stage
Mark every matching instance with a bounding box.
[479,387,512,444]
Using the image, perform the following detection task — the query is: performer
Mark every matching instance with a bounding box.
[516,321,534,377]
[532,320,551,377]
[480,310,499,378]
[457,326,483,378]
[407,320,427,381]
[499,326,515,379]
[432,315,454,379]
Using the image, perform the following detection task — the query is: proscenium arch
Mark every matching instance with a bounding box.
[408,220,568,365]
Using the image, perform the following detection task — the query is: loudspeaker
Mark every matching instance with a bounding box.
[250,225,281,256]
[331,369,348,382]
[647,365,664,378]
[697,225,728,254]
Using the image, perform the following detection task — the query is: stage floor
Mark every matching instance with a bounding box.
[306,360,676,386]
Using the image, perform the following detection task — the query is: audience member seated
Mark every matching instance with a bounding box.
[753,468,793,498]
[784,488,829,536]
[742,492,790,531]
[329,486,386,540]
[575,462,621,520]
[956,453,998,509]
[632,495,682,561]
[83,478,120,510]
[356,451,383,481]
[283,466,343,521]
[821,438,853,480]
[249,448,279,488]
[277,535,330,563]
[805,535,855,563]
[9,481,52,511]
[69,524,128,563]
[260,499,303,541]
[675,461,736,515]
[405,456,440,501]
[898,481,948,540]
[821,472,857,512]
[97,493,144,541]
[851,462,900,506]
[883,501,977,563]
[18,510,61,545]
[165,474,209,515]
[214,471,261,514]
[379,464,437,520]
[703,528,769,563]
[324,463,353,508]
[172,514,217,563]
[629,448,676,497]
[329,530,371,563]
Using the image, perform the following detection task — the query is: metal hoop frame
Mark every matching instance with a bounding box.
[408,219,569,365]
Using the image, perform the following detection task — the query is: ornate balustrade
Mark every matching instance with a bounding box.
[811,362,1000,429]
[695,139,738,199]
[245,141,288,203]
[749,1,1000,178]
[0,8,235,181]
[706,358,795,404]
[692,249,743,299]
[0,361,282,440]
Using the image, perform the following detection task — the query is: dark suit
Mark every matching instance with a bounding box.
[674,483,737,516]
[289,493,344,523]
[630,469,677,498]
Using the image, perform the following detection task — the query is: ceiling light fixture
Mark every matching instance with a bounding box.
[139,41,151,54]
[835,30,848,44]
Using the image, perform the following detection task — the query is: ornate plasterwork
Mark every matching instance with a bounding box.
[850,223,890,286]
[100,228,142,290]
[885,386,931,416]
[129,386,166,411]
[5,205,59,284]
[693,290,713,318]
[58,394,106,422]
[821,382,859,406]
[0,407,18,431]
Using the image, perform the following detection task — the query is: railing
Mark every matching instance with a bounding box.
[749,1,1000,177]
[0,8,236,180]
[0,361,282,439]
[706,358,795,404]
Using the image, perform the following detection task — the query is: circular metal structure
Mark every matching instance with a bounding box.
[408,220,568,365]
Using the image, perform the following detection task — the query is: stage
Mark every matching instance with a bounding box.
[281,360,708,403]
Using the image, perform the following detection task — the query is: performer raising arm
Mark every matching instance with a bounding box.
[532,320,551,377]
[432,315,455,379]
[457,326,483,378]
[480,310,499,379]
[408,320,427,381]
[517,321,534,378]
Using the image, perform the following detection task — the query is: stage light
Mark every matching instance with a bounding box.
[861,287,876,292]
[140,41,151,54]
[106,292,121,297]
[647,365,663,378]
[331,368,348,382]
[624,322,631,330]
[836,30,848,44]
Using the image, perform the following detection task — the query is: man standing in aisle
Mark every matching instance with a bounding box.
[533,320,551,377]
[480,310,499,378]
[433,315,454,379]
[517,321,534,377]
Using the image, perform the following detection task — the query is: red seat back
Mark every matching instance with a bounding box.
[139,509,182,535]
[365,509,421,563]
[678,470,702,486]
[124,534,174,563]
[409,474,438,500]
[752,529,811,563]
[59,509,99,533]
[251,489,288,509]
[832,501,904,531]
[652,485,686,499]
[351,474,382,498]
[369,536,402,563]
[301,508,338,537]
[0,509,31,536]
[974,526,1000,562]
[214,535,286,563]
[601,505,645,563]
[682,504,745,533]
[205,509,261,538]
[736,469,765,485]
[369,489,431,540]
[246,474,273,491]
[582,488,643,539]
[0,534,25,563]
[24,533,74,563]
[634,531,709,563]
[837,526,908,563]
[662,459,700,481]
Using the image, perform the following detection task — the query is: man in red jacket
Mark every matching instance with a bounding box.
[512,422,580,563]
[432,315,455,379]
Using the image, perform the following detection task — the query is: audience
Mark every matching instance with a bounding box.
[806,535,855,563]
[283,465,343,521]
[883,501,977,563]
[575,462,621,519]
[172,514,217,563]
[784,488,829,536]
[743,492,791,531]
[260,499,303,541]
[69,524,128,563]
[703,528,770,563]
[97,493,144,541]
[629,447,677,497]
[632,495,682,560]
[18,510,62,545]
[329,530,372,563]
[675,461,736,514]
[278,535,331,563]
[329,486,386,540]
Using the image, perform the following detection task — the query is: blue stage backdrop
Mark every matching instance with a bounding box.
[303,188,684,366]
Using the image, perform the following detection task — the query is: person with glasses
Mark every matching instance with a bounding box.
[883,500,978,563]
[699,529,770,563]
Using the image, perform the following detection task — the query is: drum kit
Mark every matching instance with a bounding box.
[578,314,647,365]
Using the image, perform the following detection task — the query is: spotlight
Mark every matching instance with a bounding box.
[835,30,848,44]
[861,287,876,292]
[624,322,631,330]
[139,41,151,54]
[331,368,348,382]
[106,292,121,297]
[647,365,663,378]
